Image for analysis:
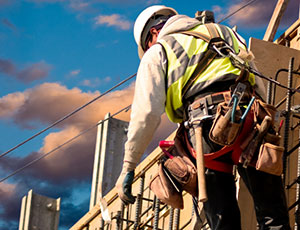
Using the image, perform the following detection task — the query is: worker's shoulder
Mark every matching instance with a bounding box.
[141,44,166,64]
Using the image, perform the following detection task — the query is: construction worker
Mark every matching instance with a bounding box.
[116,5,290,229]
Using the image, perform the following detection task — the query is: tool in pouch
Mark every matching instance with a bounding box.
[238,99,284,176]
[209,83,254,146]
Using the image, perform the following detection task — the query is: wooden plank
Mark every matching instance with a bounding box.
[249,37,300,228]
[275,18,300,45]
[263,0,290,42]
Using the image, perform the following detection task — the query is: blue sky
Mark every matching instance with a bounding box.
[0,0,298,229]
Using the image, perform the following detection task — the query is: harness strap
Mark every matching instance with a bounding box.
[182,50,217,98]
[205,23,221,38]
[185,109,254,173]
[179,31,210,43]
[180,24,226,100]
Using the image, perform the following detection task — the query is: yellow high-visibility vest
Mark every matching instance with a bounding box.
[158,23,255,123]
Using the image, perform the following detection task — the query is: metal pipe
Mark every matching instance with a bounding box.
[153,198,161,230]
[283,57,294,185]
[169,207,174,230]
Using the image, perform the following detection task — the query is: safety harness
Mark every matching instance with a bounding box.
[181,23,255,173]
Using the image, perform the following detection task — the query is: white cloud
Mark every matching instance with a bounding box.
[104,76,111,83]
[70,69,80,76]
[80,77,111,87]
[94,14,131,30]
[80,79,93,87]
[69,0,91,12]
[146,0,162,5]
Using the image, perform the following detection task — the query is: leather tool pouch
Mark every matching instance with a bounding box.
[149,126,197,209]
[239,98,284,175]
[256,142,284,176]
[164,145,198,197]
[149,161,184,209]
[209,101,242,146]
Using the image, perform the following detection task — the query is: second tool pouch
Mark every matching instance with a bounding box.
[256,142,284,176]
[149,160,184,209]
[239,98,284,175]
[149,126,197,209]
[164,144,198,197]
[209,101,243,146]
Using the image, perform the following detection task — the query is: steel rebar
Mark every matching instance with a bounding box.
[169,207,174,230]
[153,198,161,230]
[173,208,180,230]
[283,57,294,185]
[133,175,145,229]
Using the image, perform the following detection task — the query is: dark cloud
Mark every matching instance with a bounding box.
[0,0,11,7]
[216,0,298,28]
[0,178,88,229]
[60,199,90,227]
[0,58,51,83]
[0,59,16,75]
[16,62,51,83]
[0,221,18,230]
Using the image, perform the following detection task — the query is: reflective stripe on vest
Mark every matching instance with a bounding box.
[158,23,255,123]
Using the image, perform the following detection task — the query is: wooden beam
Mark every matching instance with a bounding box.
[263,0,290,42]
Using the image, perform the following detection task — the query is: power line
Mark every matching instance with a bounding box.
[0,73,136,160]
[0,105,131,183]
[217,0,259,24]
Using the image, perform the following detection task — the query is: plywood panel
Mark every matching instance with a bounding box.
[249,38,300,228]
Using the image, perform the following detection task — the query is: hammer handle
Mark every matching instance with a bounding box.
[195,126,208,202]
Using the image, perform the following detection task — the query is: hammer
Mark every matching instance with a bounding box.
[193,115,212,202]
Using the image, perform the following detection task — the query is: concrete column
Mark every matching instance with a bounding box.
[19,189,60,230]
[89,113,128,210]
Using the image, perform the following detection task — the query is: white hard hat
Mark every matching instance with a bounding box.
[134,5,178,58]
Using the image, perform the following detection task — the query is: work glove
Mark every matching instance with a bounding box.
[116,161,136,205]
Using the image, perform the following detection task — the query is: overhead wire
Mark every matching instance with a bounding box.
[217,0,259,24]
[0,105,131,183]
[0,73,136,159]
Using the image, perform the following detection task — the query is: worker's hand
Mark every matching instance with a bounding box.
[116,161,136,205]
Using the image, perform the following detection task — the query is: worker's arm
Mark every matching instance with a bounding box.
[116,44,167,204]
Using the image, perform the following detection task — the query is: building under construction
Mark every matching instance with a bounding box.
[69,1,300,230]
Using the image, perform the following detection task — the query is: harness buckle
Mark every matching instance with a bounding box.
[185,98,213,128]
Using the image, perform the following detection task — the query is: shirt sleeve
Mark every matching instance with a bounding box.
[123,44,167,166]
